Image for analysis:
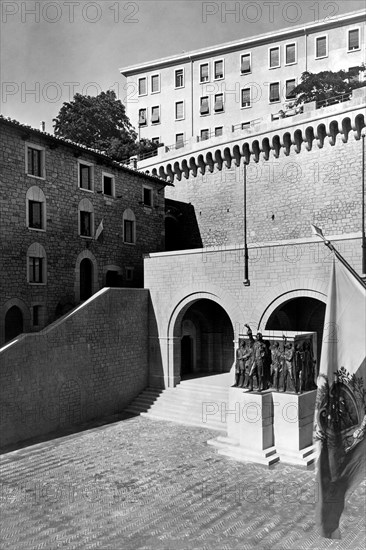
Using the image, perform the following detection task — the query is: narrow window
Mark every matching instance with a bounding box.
[124,220,134,243]
[176,133,184,149]
[79,163,92,190]
[29,257,43,283]
[151,106,160,124]
[285,43,296,64]
[214,60,224,79]
[80,211,92,237]
[269,82,280,103]
[27,147,43,177]
[138,77,147,95]
[175,101,184,120]
[285,79,296,99]
[175,69,184,88]
[214,93,224,112]
[103,174,114,197]
[126,267,134,281]
[139,108,147,126]
[32,305,40,326]
[200,63,209,82]
[29,200,43,229]
[241,53,251,74]
[200,96,209,115]
[241,88,251,108]
[143,187,153,207]
[269,47,280,68]
[151,74,160,93]
[316,36,327,58]
[348,29,359,51]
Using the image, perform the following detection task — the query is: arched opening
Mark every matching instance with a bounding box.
[265,297,326,364]
[80,258,93,301]
[177,299,234,380]
[5,306,23,343]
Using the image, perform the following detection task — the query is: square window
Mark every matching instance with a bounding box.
[26,146,44,177]
[215,126,223,137]
[241,122,251,130]
[143,187,153,207]
[200,129,209,141]
[269,47,280,68]
[200,96,209,115]
[214,93,224,112]
[29,200,43,229]
[241,53,251,74]
[80,211,92,237]
[285,43,296,65]
[151,74,160,93]
[138,77,147,95]
[139,108,147,126]
[103,174,114,197]
[29,257,43,283]
[124,220,135,243]
[175,69,184,88]
[175,101,184,120]
[241,88,251,108]
[269,82,280,103]
[285,79,296,99]
[79,163,93,190]
[316,36,327,58]
[214,60,224,79]
[348,29,359,51]
[200,63,209,83]
[176,133,184,149]
[151,106,160,124]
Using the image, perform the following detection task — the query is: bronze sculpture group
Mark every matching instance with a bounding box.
[234,324,317,393]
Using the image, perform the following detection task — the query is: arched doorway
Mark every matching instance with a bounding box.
[265,297,326,364]
[5,306,23,343]
[178,299,234,379]
[80,258,93,301]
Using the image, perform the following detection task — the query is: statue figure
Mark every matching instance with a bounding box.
[245,324,269,392]
[282,340,295,392]
[234,341,246,387]
[303,340,317,391]
[294,343,304,393]
[270,341,283,391]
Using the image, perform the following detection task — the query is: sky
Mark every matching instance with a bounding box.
[1,0,365,132]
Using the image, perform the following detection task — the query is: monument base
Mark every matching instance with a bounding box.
[208,435,279,466]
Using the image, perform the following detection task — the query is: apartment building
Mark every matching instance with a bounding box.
[120,10,365,150]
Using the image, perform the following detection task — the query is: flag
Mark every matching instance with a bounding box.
[95,219,103,240]
[314,256,366,539]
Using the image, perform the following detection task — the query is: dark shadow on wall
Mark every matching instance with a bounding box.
[165,198,203,251]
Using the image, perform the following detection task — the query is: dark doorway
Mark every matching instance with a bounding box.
[181,335,193,376]
[80,259,93,301]
[5,306,23,343]
[105,270,121,287]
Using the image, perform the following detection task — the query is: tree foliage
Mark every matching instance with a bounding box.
[53,90,158,162]
[293,66,365,106]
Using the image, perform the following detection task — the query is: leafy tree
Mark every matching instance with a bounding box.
[53,90,158,162]
[292,66,365,106]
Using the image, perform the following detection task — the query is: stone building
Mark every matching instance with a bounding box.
[0,116,169,346]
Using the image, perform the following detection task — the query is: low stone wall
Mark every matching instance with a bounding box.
[0,288,149,450]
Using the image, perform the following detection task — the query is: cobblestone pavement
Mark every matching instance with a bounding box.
[1,415,365,550]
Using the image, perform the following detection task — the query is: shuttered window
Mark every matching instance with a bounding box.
[175,101,184,120]
[151,106,160,123]
[214,60,224,79]
[241,88,251,107]
[241,54,251,74]
[215,127,223,137]
[348,29,359,50]
[286,79,296,99]
[151,75,160,93]
[176,134,184,148]
[269,82,280,102]
[269,47,280,68]
[138,78,147,95]
[214,94,224,112]
[286,43,296,64]
[200,129,209,141]
[316,36,327,58]
[200,96,209,115]
[200,64,209,82]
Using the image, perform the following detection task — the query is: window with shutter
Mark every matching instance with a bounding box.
[151,106,160,123]
[214,94,224,112]
[200,129,209,141]
[175,101,184,120]
[200,97,209,115]
[241,88,251,107]
[215,127,223,137]
[286,43,296,64]
[241,54,251,74]
[316,36,327,58]
[286,79,296,99]
[151,75,160,93]
[138,78,147,95]
[200,64,209,82]
[269,47,280,68]
[176,134,184,148]
[214,60,224,79]
[348,29,359,50]
[269,83,280,102]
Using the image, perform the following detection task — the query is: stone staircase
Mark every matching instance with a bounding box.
[124,373,231,433]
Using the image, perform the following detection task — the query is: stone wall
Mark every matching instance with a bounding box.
[0,288,149,450]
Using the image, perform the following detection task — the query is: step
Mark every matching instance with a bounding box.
[141,412,227,433]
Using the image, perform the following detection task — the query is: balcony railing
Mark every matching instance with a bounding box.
[232,117,263,133]
[315,92,352,109]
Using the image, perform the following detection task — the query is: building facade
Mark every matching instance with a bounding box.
[0,117,168,346]
[120,9,365,151]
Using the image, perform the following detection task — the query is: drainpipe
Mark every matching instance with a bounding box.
[243,163,250,286]
[304,28,308,72]
[362,131,366,276]
[189,54,194,138]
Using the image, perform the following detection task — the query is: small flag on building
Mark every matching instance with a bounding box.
[314,257,366,539]
[95,219,104,240]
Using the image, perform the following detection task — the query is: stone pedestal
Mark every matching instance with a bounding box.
[272,390,317,466]
[208,387,279,466]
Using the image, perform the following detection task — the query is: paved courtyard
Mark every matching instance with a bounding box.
[0,414,365,550]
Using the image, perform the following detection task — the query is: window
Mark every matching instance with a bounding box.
[32,305,40,326]
[200,63,209,82]
[151,74,160,93]
[27,243,46,285]
[123,209,136,244]
[348,29,360,51]
[152,137,160,145]
[138,77,147,96]
[200,96,209,115]
[240,53,251,74]
[215,126,223,137]
[125,267,134,281]
[176,133,184,149]
[269,82,280,103]
[285,43,296,65]
[26,144,45,178]
[214,60,224,79]
[200,129,209,141]
[79,198,94,237]
[26,186,46,230]
[285,79,296,99]
[175,101,184,120]
[103,173,115,197]
[214,93,224,112]
[175,68,184,88]
[241,88,251,108]
[78,161,93,191]
[143,186,153,207]
[316,36,327,58]
[269,47,280,68]
[151,106,160,124]
[241,122,251,130]
[139,108,147,126]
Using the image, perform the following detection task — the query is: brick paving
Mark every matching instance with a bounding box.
[0,415,365,550]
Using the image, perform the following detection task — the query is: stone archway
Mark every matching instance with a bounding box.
[4,306,23,343]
